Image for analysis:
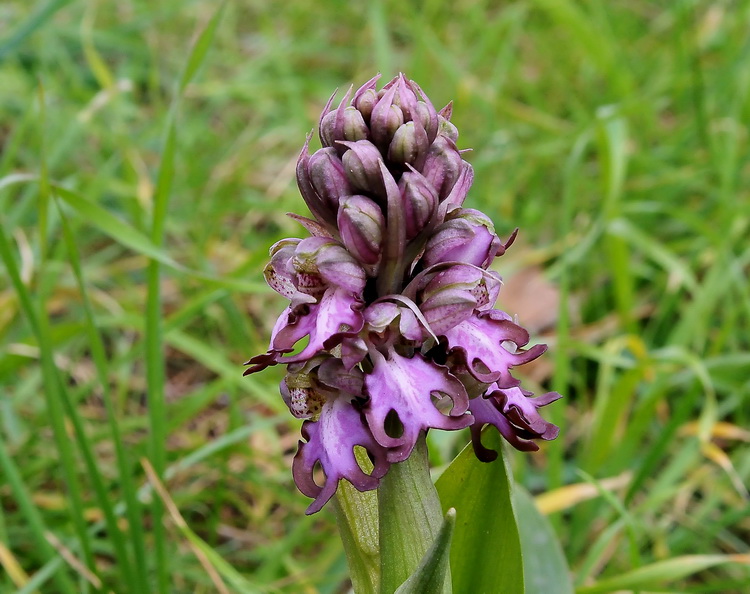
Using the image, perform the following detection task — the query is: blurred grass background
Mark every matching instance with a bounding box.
[1,0,749,592]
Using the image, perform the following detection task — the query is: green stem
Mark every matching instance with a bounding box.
[377,433,450,594]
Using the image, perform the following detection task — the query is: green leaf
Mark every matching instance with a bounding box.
[513,486,573,594]
[577,554,750,593]
[436,430,524,594]
[395,508,456,594]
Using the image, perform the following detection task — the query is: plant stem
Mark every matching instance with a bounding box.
[377,433,450,594]
[332,477,380,594]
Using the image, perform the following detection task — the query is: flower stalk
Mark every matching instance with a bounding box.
[377,433,450,593]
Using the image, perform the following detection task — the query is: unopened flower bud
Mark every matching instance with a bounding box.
[422,209,503,268]
[293,237,366,295]
[416,100,438,142]
[370,85,404,148]
[342,107,369,141]
[354,88,379,122]
[340,140,386,198]
[422,135,463,201]
[399,170,438,239]
[338,195,385,271]
[319,110,337,147]
[388,121,429,166]
[438,115,459,143]
[308,148,351,211]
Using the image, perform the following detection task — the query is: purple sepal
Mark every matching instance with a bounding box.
[437,162,474,220]
[442,310,547,386]
[422,208,503,269]
[469,386,562,458]
[364,349,472,462]
[286,213,335,238]
[293,396,389,514]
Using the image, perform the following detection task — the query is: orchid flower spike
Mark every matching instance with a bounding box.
[246,74,561,514]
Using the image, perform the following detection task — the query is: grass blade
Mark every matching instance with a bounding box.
[145,6,226,589]
[56,199,150,592]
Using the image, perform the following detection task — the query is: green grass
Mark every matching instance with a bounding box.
[1,0,749,592]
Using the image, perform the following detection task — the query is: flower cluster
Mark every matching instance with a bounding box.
[245,74,561,514]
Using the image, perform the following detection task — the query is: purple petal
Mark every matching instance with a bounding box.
[276,290,364,360]
[491,385,562,440]
[469,386,561,458]
[272,287,364,364]
[243,306,297,374]
[442,310,547,386]
[293,396,389,514]
[364,349,472,462]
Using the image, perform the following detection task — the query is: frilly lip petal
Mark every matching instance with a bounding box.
[243,306,297,374]
[469,385,562,459]
[469,394,540,458]
[364,349,472,462]
[293,397,390,514]
[442,310,547,386]
[491,386,562,439]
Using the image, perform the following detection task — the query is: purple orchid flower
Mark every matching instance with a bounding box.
[246,74,561,513]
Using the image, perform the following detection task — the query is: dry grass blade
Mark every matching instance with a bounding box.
[535,472,632,515]
[44,532,103,591]
[142,458,231,594]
